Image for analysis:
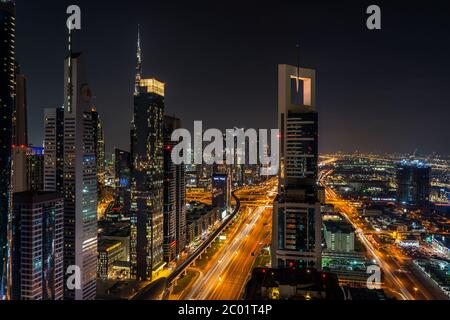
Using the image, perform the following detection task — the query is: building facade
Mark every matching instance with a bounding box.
[323,221,355,252]
[272,64,322,270]
[396,159,431,208]
[43,106,64,193]
[63,53,98,300]
[114,148,131,215]
[163,115,186,262]
[97,239,126,280]
[91,107,105,187]
[26,146,44,192]
[186,202,220,244]
[212,173,231,214]
[0,0,15,298]
[130,78,165,279]
[11,191,64,300]
[11,69,28,193]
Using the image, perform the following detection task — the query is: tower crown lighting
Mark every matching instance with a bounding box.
[140,78,165,97]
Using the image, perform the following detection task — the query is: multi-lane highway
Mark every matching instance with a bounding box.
[176,180,277,300]
[182,206,271,300]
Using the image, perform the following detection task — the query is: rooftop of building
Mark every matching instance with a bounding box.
[12,191,63,203]
[323,220,354,234]
[244,268,344,300]
[322,212,344,221]
[138,78,165,97]
[98,239,123,252]
[399,159,430,169]
[187,201,214,217]
[96,279,154,300]
[99,221,130,238]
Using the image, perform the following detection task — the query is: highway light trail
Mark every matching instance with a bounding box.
[325,186,414,300]
[320,158,414,300]
[184,206,266,300]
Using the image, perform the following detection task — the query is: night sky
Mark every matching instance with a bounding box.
[15,0,450,155]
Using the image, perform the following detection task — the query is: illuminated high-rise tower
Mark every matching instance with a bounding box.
[62,22,98,299]
[163,115,186,262]
[130,30,165,279]
[272,64,322,270]
[0,0,16,299]
[130,78,165,279]
[63,52,98,300]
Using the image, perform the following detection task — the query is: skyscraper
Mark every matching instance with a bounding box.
[396,159,431,208]
[63,52,98,300]
[43,106,64,193]
[130,77,165,279]
[163,115,186,262]
[11,191,64,300]
[114,148,131,214]
[91,107,105,187]
[11,68,28,194]
[272,64,322,270]
[0,0,16,299]
[130,29,165,279]
[212,173,230,214]
[163,118,177,263]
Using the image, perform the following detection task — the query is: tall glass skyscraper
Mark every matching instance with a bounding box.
[163,115,186,262]
[130,78,165,280]
[272,64,322,270]
[63,53,98,300]
[0,0,16,299]
[129,28,165,279]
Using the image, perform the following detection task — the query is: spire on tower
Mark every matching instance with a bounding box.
[295,41,300,93]
[67,21,73,113]
[134,24,142,95]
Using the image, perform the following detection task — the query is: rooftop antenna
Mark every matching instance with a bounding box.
[67,21,73,113]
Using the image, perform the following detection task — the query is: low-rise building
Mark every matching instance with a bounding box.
[323,220,355,252]
[186,201,220,243]
[98,239,126,280]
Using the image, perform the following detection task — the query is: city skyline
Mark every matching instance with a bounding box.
[14,0,450,155]
[1,0,450,305]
